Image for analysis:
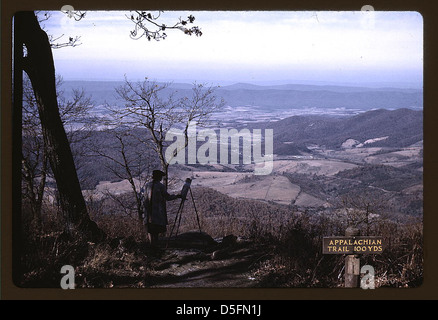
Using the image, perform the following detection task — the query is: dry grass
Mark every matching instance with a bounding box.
[17,188,423,289]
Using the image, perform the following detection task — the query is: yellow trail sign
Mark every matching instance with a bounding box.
[323,236,384,254]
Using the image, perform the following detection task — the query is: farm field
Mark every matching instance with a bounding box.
[83,140,422,211]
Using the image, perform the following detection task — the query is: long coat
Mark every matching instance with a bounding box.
[143,180,178,227]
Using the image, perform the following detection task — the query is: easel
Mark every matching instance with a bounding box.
[167,178,202,246]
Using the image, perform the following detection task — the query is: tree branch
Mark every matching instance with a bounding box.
[127,11,202,41]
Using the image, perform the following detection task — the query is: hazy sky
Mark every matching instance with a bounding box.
[43,10,423,87]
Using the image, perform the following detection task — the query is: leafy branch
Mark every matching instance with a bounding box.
[127,11,202,41]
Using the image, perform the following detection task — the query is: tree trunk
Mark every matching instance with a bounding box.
[15,11,104,241]
[117,135,144,222]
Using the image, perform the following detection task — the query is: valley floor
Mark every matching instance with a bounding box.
[85,142,422,213]
[168,143,423,210]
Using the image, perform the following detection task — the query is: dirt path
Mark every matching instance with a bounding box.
[143,235,272,288]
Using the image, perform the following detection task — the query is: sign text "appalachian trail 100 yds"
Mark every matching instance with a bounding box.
[322,236,384,254]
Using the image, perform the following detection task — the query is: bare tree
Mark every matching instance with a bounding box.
[336,191,389,235]
[88,129,155,221]
[14,10,204,241]
[110,77,224,187]
[36,10,83,48]
[21,73,94,231]
[13,11,104,244]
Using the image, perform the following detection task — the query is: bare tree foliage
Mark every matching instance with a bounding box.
[86,78,223,228]
[87,130,154,221]
[108,77,224,187]
[36,11,84,49]
[334,191,390,235]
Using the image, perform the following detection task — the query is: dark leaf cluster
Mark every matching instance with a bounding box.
[128,11,202,41]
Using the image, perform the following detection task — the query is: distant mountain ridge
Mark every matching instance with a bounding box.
[221,82,421,93]
[60,80,423,156]
[60,80,423,111]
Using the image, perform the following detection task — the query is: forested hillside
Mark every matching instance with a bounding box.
[256,108,423,154]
